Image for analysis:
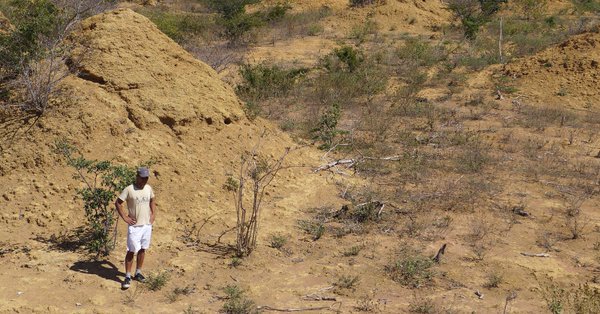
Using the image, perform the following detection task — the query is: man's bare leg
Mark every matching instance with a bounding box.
[125,251,135,275]
[136,249,145,271]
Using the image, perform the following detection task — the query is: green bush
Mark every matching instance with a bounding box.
[263,2,292,23]
[201,0,292,45]
[236,63,308,101]
[54,139,139,258]
[222,285,258,314]
[0,0,59,72]
[268,233,288,249]
[201,0,260,19]
[385,247,434,288]
[297,219,325,240]
[311,103,344,150]
[342,245,363,256]
[139,10,212,43]
[322,46,364,73]
[397,38,446,67]
[334,274,360,290]
[145,270,170,291]
[446,0,506,39]
[315,46,388,107]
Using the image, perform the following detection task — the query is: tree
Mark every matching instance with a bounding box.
[446,0,506,39]
[199,0,262,45]
[1,0,115,115]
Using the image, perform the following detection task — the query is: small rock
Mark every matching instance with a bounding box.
[17,291,23,296]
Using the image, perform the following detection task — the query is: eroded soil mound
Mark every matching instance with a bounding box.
[503,32,600,107]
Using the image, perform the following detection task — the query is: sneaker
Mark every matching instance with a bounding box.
[122,277,131,289]
[134,273,146,283]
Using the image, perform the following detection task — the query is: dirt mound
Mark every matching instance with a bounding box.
[503,32,600,107]
[0,8,338,234]
[72,9,243,130]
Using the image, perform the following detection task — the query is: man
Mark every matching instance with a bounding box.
[115,167,156,289]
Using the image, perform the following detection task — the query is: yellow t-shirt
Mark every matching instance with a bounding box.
[118,184,155,226]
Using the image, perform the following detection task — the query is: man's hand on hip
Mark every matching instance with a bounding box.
[124,217,136,225]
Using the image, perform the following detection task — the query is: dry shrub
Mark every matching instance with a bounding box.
[517,104,578,130]
[349,0,386,8]
[385,245,435,288]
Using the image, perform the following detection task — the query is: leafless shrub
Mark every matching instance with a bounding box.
[564,194,592,240]
[225,136,295,257]
[484,272,503,288]
[4,0,115,116]
[536,231,559,250]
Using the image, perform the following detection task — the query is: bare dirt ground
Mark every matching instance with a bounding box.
[1,1,600,313]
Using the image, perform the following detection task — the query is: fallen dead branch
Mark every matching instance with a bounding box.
[520,252,550,257]
[257,302,342,312]
[314,155,401,172]
[302,294,337,301]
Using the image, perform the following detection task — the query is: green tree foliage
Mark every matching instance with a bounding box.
[236,62,308,101]
[140,10,211,43]
[54,139,141,258]
[312,103,344,150]
[0,0,59,77]
[199,0,263,44]
[446,0,506,39]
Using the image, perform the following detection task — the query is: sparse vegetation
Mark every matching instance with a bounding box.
[385,247,435,288]
[145,270,170,291]
[297,219,325,240]
[334,274,360,291]
[167,285,196,303]
[349,0,386,7]
[230,257,242,268]
[268,233,287,249]
[222,285,258,314]
[408,296,437,314]
[342,245,363,257]
[484,272,503,288]
[4,0,600,312]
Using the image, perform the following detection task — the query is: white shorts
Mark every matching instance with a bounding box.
[127,224,152,253]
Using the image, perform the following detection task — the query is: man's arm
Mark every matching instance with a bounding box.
[149,197,156,224]
[115,198,136,225]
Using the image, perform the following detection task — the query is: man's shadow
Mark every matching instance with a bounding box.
[70,260,125,286]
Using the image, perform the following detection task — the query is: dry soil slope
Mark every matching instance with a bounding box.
[503,32,600,109]
[0,8,342,312]
[0,6,340,238]
[247,0,451,66]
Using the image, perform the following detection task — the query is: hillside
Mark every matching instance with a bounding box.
[1,1,600,313]
[0,8,343,313]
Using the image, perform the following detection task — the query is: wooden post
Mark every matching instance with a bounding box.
[499,17,504,64]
